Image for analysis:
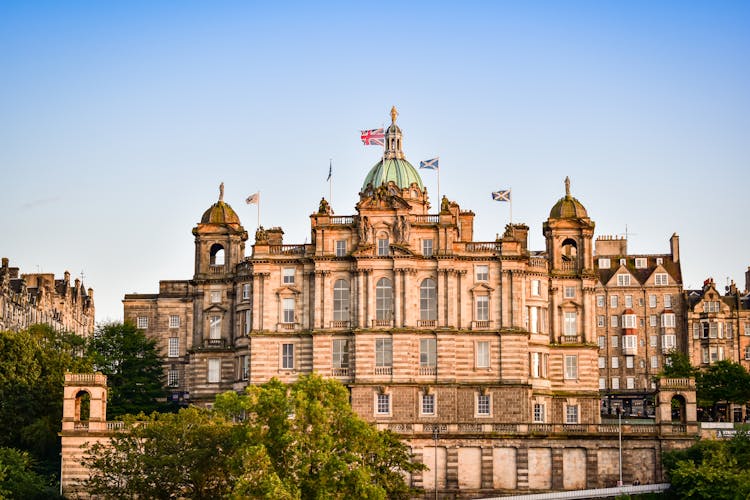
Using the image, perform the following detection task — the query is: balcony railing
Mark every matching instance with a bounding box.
[372,319,393,328]
[329,216,354,225]
[278,322,299,331]
[560,261,577,271]
[419,366,437,376]
[203,338,226,349]
[417,319,437,328]
[332,367,350,377]
[560,335,580,344]
[374,366,392,375]
[529,257,547,270]
[465,242,499,253]
[471,320,492,330]
[329,320,351,329]
[208,265,226,274]
[269,245,306,256]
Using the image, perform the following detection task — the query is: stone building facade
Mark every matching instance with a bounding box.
[0,257,94,336]
[593,235,685,419]
[121,109,697,496]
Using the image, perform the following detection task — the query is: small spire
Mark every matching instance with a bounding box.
[219,182,225,202]
[390,106,398,124]
[564,176,570,197]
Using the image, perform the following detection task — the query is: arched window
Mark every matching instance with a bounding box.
[333,279,350,321]
[75,390,91,421]
[561,238,577,262]
[376,278,393,320]
[210,243,225,266]
[420,278,437,321]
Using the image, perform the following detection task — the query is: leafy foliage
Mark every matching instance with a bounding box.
[0,446,60,499]
[660,350,697,378]
[663,431,750,499]
[87,322,170,418]
[696,360,750,409]
[82,374,424,499]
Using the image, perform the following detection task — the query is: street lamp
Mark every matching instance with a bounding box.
[617,406,623,487]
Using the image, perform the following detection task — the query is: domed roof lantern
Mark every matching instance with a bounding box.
[549,176,589,219]
[201,182,242,225]
[361,107,424,191]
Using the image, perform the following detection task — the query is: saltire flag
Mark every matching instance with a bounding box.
[492,189,511,202]
[419,158,439,170]
[246,192,260,205]
[361,128,385,146]
[326,161,332,181]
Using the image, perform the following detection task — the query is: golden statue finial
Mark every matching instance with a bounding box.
[390,106,398,124]
[564,176,571,197]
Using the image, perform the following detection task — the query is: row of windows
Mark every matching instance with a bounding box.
[596,313,676,328]
[599,376,639,390]
[690,321,749,339]
[137,315,180,329]
[598,334,676,350]
[598,257,664,270]
[596,293,673,309]
[599,355,659,369]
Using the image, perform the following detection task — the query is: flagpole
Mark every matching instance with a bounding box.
[329,158,333,207]
[258,191,261,228]
[437,157,441,210]
[509,186,513,226]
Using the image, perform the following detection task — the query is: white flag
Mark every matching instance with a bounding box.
[246,192,259,205]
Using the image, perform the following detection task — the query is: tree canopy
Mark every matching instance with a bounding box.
[87,321,170,418]
[82,374,424,499]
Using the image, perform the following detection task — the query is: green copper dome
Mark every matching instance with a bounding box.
[361,157,424,191]
[549,176,588,219]
[360,106,424,191]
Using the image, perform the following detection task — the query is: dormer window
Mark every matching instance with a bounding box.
[617,274,631,286]
[635,258,647,269]
[599,258,611,269]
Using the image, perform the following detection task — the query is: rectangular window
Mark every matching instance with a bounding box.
[654,273,668,285]
[476,265,489,282]
[375,338,393,368]
[476,341,490,369]
[702,347,709,364]
[745,323,750,336]
[611,356,620,369]
[564,355,578,379]
[168,369,179,387]
[378,238,390,256]
[169,315,180,328]
[598,336,606,349]
[662,334,676,350]
[598,356,606,369]
[622,314,636,328]
[240,355,249,380]
[650,335,658,347]
[635,258,647,269]
[623,335,637,353]
[282,298,295,324]
[597,295,605,307]
[336,240,347,257]
[422,239,433,257]
[477,394,491,415]
[564,312,577,335]
[661,313,676,328]
[530,352,541,377]
[650,315,657,327]
[611,315,619,328]
[376,393,390,414]
[617,274,631,286]
[211,290,222,303]
[566,405,579,424]
[476,296,489,321]
[597,315,605,327]
[745,346,750,360]
[564,286,575,299]
[611,295,618,308]
[650,355,658,369]
[709,322,719,338]
[208,359,221,383]
[332,339,350,369]
[599,258,611,269]
[620,258,627,266]
[137,316,148,329]
[281,343,294,369]
[421,394,435,415]
[625,295,633,308]
[612,335,619,348]
[531,280,541,296]
[611,377,620,390]
[599,377,606,389]
[626,356,634,368]
[209,316,221,339]
[664,294,672,308]
[168,337,179,357]
[649,294,657,308]
[282,268,295,284]
[242,283,251,300]
[529,306,539,333]
[244,310,252,335]
[533,403,545,423]
[420,338,437,368]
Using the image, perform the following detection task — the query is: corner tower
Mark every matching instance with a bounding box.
[543,177,595,274]
[193,183,248,278]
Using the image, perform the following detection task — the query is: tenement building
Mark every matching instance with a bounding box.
[593,235,685,419]
[121,109,697,496]
[0,257,95,336]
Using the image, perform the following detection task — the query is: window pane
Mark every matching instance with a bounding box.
[376,278,393,320]
[476,341,490,368]
[420,338,437,367]
[420,278,437,320]
[476,296,489,321]
[282,343,294,369]
[376,338,393,367]
[333,279,350,321]
[283,298,295,323]
[333,339,349,368]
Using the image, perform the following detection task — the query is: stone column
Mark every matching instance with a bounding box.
[393,269,402,328]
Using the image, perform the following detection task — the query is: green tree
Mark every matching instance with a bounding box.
[80,408,239,499]
[696,360,750,418]
[660,350,697,378]
[0,446,60,499]
[0,325,90,476]
[87,322,169,418]
[217,374,425,499]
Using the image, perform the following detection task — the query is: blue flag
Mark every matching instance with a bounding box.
[419,158,439,170]
[492,189,511,202]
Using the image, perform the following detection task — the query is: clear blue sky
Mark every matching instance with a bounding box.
[1,1,748,322]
